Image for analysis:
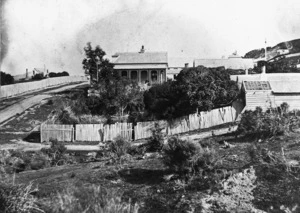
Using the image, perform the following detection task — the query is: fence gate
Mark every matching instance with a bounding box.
[40,124,74,142]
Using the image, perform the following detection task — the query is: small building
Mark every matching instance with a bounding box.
[112,46,168,85]
[194,53,254,72]
[233,73,300,111]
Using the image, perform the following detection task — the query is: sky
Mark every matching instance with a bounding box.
[1,0,300,75]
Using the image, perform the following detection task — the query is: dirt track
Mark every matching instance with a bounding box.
[0,82,88,125]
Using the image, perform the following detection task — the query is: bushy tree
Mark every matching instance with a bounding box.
[0,71,14,85]
[144,66,239,119]
[82,42,114,84]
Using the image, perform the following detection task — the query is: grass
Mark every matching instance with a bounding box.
[5,131,299,212]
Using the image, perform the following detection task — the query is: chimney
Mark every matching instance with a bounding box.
[139,45,145,53]
[26,68,28,78]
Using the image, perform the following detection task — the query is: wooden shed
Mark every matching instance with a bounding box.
[242,80,300,111]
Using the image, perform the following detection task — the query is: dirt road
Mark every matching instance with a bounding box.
[0,82,88,125]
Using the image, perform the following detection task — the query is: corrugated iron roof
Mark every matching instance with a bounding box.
[270,81,300,93]
[244,81,272,91]
[194,58,254,70]
[112,52,168,64]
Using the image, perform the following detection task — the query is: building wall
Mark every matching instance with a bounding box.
[245,91,275,111]
[245,91,300,111]
[274,94,300,110]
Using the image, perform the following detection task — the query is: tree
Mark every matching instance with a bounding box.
[82,42,113,84]
[92,77,144,117]
[0,71,14,85]
[144,66,239,119]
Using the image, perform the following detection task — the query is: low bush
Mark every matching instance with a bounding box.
[41,139,75,166]
[0,182,43,213]
[109,136,131,158]
[43,184,139,213]
[201,167,263,213]
[146,122,165,152]
[162,137,217,175]
[238,103,300,139]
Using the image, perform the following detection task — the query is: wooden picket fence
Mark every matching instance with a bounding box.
[40,123,74,142]
[134,106,237,140]
[40,105,242,142]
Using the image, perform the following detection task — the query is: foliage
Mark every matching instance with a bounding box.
[41,139,74,166]
[201,167,264,213]
[32,73,45,80]
[0,182,43,213]
[162,137,217,174]
[144,66,239,119]
[238,104,300,139]
[0,71,14,85]
[47,105,80,124]
[146,122,165,152]
[87,77,144,117]
[48,71,69,77]
[82,42,114,84]
[109,136,131,158]
[44,184,139,213]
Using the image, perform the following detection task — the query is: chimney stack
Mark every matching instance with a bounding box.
[26,68,28,79]
[139,45,145,53]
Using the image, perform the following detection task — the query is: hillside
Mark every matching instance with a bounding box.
[244,38,300,60]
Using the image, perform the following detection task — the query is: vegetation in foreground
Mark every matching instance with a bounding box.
[1,103,300,212]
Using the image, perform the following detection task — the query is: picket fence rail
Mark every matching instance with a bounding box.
[40,104,243,143]
[0,76,88,99]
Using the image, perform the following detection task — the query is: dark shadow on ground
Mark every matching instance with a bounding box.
[23,131,40,143]
[118,168,169,185]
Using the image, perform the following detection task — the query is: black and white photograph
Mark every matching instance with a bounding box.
[1,0,300,212]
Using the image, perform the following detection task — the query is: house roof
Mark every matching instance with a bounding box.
[33,68,45,73]
[270,81,300,93]
[168,57,194,68]
[194,58,254,70]
[112,52,168,64]
[243,81,272,91]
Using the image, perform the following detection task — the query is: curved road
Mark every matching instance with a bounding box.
[0,82,89,125]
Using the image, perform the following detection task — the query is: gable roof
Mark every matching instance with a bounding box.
[112,52,168,64]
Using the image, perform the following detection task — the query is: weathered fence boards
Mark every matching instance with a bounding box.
[40,105,242,142]
[0,76,87,99]
[40,124,74,142]
[134,120,167,140]
[75,123,132,142]
[135,106,237,140]
[76,124,104,142]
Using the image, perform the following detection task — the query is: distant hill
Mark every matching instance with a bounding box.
[244,38,300,60]
[244,38,300,73]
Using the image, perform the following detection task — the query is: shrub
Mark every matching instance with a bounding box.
[201,167,263,213]
[238,104,300,139]
[41,139,73,166]
[43,184,139,213]
[109,136,131,158]
[162,137,217,174]
[146,122,165,152]
[0,182,43,213]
